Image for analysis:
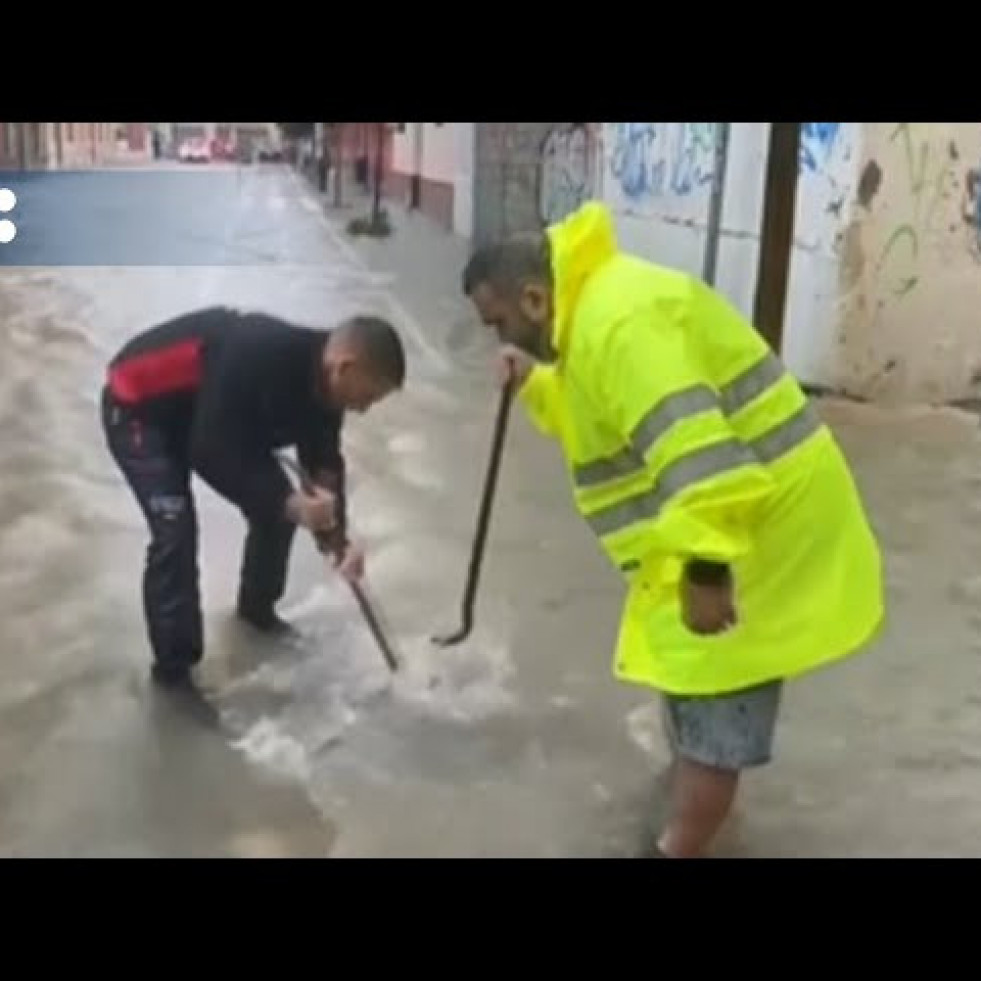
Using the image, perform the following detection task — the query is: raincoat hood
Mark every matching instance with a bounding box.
[546,201,619,357]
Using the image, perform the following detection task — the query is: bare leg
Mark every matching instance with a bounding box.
[657,757,739,858]
[654,680,782,858]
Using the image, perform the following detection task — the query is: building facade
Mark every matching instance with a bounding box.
[379,122,588,241]
[588,122,981,404]
[426,121,981,406]
[0,123,136,169]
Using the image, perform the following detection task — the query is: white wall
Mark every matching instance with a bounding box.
[784,124,864,388]
[391,122,456,184]
[598,123,863,391]
[420,123,456,184]
[453,123,476,239]
[391,124,420,174]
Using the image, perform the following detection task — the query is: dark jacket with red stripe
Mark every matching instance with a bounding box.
[106,306,348,538]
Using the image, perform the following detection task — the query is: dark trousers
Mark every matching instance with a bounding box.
[101,388,295,669]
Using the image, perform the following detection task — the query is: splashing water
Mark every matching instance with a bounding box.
[388,628,517,722]
[218,580,519,784]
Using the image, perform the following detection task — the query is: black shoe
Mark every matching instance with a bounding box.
[150,662,196,689]
[236,604,297,636]
[149,663,220,729]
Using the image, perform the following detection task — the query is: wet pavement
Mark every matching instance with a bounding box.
[2,163,981,857]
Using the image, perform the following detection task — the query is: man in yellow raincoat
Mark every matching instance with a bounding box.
[462,201,884,858]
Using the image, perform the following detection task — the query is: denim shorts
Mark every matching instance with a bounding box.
[662,680,783,771]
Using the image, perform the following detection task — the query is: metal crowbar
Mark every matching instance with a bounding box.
[277,453,398,673]
[432,376,515,647]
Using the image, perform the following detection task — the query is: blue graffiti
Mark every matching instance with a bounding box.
[610,123,662,198]
[538,124,593,225]
[965,166,981,256]
[609,123,715,201]
[800,123,841,173]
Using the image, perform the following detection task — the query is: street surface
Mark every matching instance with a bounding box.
[1,163,980,857]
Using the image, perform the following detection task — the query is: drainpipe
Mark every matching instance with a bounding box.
[701,122,731,285]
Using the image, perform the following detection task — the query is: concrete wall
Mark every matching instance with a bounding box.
[834,123,981,403]
[466,121,981,404]
[472,123,599,245]
[588,121,981,404]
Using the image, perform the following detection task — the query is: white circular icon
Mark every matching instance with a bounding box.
[0,188,15,213]
[0,219,17,244]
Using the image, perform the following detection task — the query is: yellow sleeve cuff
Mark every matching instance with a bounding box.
[517,364,561,437]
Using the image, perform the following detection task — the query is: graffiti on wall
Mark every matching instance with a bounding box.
[602,122,856,258]
[873,124,962,299]
[537,124,594,225]
[800,123,842,174]
[961,160,981,259]
[796,122,860,259]
[604,122,845,212]
[607,123,717,202]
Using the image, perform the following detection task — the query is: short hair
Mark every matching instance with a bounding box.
[462,232,552,297]
[336,315,406,387]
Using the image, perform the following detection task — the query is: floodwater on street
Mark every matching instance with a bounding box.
[3,163,981,857]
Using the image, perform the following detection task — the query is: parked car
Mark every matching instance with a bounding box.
[178,139,211,163]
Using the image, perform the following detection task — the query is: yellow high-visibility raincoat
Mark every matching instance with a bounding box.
[518,202,884,696]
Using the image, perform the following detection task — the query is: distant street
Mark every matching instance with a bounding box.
[0,163,340,267]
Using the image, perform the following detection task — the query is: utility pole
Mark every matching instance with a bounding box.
[752,123,801,354]
[701,122,731,285]
[333,124,344,208]
[371,121,385,225]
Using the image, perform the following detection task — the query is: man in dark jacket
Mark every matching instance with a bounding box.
[100,306,406,688]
